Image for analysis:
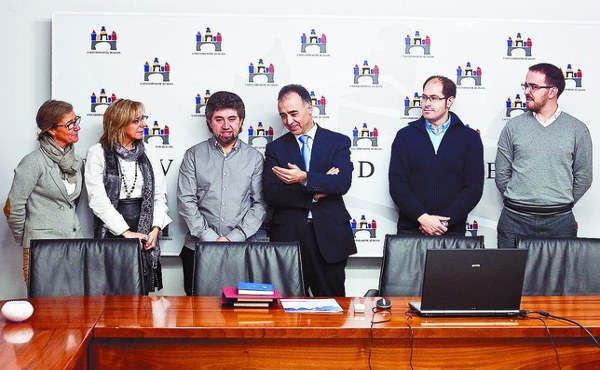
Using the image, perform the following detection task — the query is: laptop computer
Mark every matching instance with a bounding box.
[409,248,528,317]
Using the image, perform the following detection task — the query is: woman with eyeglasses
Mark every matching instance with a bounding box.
[85,98,172,294]
[5,100,83,283]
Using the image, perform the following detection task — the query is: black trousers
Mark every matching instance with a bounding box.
[179,246,195,296]
[301,221,347,297]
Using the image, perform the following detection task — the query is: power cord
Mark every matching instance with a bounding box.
[405,310,416,370]
[368,307,392,370]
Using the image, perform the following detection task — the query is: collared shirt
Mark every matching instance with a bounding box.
[425,116,451,153]
[177,137,267,249]
[294,124,318,215]
[293,123,318,153]
[533,106,562,127]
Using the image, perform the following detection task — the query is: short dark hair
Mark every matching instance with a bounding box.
[423,75,457,99]
[36,100,74,140]
[529,63,565,97]
[205,91,245,121]
[278,84,312,104]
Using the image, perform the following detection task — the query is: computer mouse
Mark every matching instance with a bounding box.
[376,298,392,309]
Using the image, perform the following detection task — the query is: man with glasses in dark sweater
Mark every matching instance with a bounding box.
[495,63,593,248]
[389,75,484,236]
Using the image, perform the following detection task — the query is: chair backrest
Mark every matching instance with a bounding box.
[29,238,145,297]
[378,234,484,296]
[193,241,305,297]
[517,237,600,295]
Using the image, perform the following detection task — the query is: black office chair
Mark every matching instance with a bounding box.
[28,238,145,297]
[193,241,305,297]
[365,234,484,297]
[517,237,600,295]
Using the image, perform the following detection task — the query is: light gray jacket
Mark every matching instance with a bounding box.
[6,148,83,248]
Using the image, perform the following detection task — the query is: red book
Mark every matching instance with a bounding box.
[221,287,282,308]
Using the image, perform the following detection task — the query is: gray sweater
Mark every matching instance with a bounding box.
[495,111,593,206]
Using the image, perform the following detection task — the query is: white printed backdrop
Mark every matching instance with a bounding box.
[53,12,599,256]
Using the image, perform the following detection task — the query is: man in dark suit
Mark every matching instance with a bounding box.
[263,84,356,296]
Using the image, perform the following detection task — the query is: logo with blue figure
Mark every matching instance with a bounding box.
[353,60,379,85]
[351,123,378,147]
[248,59,275,83]
[300,29,327,53]
[247,122,274,147]
[144,120,170,145]
[506,33,532,56]
[196,27,222,52]
[143,58,170,82]
[310,91,327,116]
[505,93,526,118]
[456,62,482,86]
[351,215,377,239]
[405,31,431,55]
[195,90,212,114]
[90,26,117,50]
[563,64,583,88]
[90,89,117,113]
[404,92,422,116]
[466,220,479,236]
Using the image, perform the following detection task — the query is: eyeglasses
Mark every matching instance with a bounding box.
[56,116,81,130]
[521,83,555,91]
[131,115,149,124]
[421,94,447,103]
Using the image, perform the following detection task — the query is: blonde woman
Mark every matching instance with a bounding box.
[85,99,171,293]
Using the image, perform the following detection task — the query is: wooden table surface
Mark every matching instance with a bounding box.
[2,296,600,369]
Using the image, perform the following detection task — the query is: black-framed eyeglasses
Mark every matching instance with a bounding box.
[521,83,555,91]
[421,94,447,103]
[56,116,81,130]
[132,115,149,124]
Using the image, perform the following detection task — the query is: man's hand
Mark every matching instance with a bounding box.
[312,167,339,200]
[417,214,450,235]
[272,163,307,184]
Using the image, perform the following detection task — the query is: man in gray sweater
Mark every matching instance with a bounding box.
[495,63,593,248]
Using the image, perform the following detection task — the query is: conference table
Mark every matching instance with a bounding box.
[1,296,599,369]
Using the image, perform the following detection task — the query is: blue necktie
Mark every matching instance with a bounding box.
[299,135,311,171]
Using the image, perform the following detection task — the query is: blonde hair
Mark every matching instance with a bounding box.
[99,99,145,148]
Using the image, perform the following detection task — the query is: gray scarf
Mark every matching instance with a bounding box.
[93,140,161,293]
[39,135,80,184]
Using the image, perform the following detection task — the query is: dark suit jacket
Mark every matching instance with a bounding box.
[263,125,357,263]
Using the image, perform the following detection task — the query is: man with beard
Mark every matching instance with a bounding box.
[495,63,593,248]
[389,75,484,235]
[177,91,266,295]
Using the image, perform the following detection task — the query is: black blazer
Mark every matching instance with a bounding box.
[263,125,357,263]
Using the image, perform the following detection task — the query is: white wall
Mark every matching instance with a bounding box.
[1,0,599,299]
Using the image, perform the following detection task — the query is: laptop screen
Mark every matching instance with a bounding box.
[419,249,528,312]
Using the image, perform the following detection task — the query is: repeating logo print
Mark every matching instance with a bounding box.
[248,59,275,83]
[310,91,327,116]
[505,93,526,117]
[195,90,211,115]
[466,220,479,236]
[90,26,117,50]
[247,122,274,146]
[352,123,378,147]
[90,88,117,113]
[456,62,482,86]
[404,92,422,116]
[405,31,431,55]
[196,27,223,52]
[563,64,583,88]
[144,120,170,146]
[353,60,379,85]
[143,58,170,82]
[300,29,327,54]
[351,215,378,239]
[506,33,532,57]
